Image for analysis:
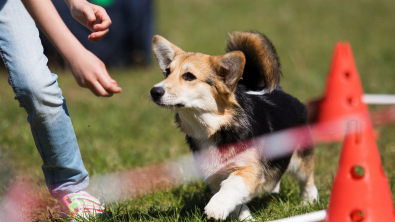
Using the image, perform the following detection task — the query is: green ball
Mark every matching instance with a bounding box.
[91,0,115,7]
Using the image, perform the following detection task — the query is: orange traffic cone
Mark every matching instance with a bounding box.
[325,121,395,222]
[315,42,370,141]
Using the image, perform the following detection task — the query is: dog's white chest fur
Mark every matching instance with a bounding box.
[192,138,259,189]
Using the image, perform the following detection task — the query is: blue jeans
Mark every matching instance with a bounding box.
[0,0,88,199]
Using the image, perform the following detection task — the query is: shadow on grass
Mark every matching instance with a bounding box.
[101,181,297,222]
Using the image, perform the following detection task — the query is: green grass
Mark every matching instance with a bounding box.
[1,0,395,221]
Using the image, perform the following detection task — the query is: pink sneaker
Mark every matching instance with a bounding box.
[59,191,104,219]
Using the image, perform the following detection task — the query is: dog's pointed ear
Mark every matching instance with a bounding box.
[152,35,184,75]
[211,51,246,93]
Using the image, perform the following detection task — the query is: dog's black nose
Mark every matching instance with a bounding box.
[150,87,165,101]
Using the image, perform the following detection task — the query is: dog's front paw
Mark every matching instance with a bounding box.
[204,194,235,220]
[301,185,319,204]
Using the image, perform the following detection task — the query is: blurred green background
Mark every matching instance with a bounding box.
[1,0,395,221]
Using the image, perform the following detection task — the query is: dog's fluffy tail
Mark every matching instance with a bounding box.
[226,31,281,92]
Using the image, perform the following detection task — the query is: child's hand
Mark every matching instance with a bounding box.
[65,0,111,42]
[70,49,122,97]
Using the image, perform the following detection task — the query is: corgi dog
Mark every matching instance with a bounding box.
[150,31,318,220]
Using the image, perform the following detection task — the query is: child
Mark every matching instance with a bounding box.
[0,0,122,218]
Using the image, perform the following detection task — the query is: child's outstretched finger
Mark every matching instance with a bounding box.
[92,81,113,97]
[106,83,122,94]
[88,29,109,42]
[99,77,122,94]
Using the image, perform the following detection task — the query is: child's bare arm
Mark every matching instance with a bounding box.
[21,0,121,97]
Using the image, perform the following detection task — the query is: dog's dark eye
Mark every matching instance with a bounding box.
[182,72,196,81]
[165,68,171,77]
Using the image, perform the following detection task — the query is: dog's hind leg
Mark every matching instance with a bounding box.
[287,147,318,204]
[271,178,281,194]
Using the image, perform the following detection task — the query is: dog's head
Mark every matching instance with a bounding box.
[150,35,246,138]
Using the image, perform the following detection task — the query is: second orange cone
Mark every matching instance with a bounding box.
[325,121,395,222]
